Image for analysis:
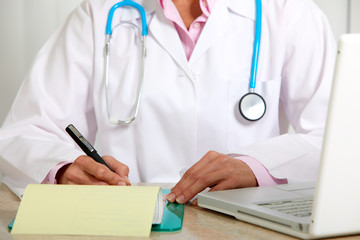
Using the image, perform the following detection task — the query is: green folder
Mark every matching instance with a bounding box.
[8,218,14,232]
[151,189,184,232]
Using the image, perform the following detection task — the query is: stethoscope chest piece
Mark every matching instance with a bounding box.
[239,92,266,121]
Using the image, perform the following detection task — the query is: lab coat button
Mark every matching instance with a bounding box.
[192,70,200,80]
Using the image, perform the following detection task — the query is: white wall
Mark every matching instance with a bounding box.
[350,0,360,33]
[0,0,83,125]
[0,1,25,125]
[314,0,360,37]
[313,0,348,39]
[0,0,360,126]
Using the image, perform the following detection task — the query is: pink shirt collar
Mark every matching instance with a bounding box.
[157,0,217,60]
[158,0,217,16]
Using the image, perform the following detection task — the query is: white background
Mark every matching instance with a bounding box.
[0,0,359,125]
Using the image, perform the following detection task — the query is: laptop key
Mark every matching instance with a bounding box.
[256,198,313,218]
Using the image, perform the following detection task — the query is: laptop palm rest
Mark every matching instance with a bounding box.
[198,183,315,234]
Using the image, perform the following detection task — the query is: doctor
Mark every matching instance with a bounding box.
[0,0,336,203]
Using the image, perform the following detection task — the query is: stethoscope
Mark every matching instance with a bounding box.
[105,0,147,125]
[104,0,265,124]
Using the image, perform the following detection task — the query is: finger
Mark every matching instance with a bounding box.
[170,154,258,203]
[205,161,258,192]
[178,165,252,204]
[208,179,239,192]
[170,152,228,202]
[209,171,257,192]
[167,151,220,202]
[66,171,109,185]
[60,160,109,185]
[172,151,219,190]
[102,156,131,185]
[173,168,227,204]
[75,156,124,185]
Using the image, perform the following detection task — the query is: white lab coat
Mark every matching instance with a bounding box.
[0,0,336,197]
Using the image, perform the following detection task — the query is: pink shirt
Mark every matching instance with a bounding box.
[160,0,216,59]
[42,0,287,186]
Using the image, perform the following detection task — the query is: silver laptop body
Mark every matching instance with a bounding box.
[198,34,360,239]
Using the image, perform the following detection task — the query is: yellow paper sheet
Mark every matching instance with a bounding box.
[11,184,160,237]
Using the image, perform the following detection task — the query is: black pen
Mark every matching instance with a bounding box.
[65,124,114,172]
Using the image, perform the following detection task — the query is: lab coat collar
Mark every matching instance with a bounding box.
[117,0,256,31]
[113,0,191,77]
[147,0,257,75]
[130,0,256,20]
[147,1,193,78]
[132,0,256,20]
[228,0,256,21]
[118,0,256,77]
[189,0,255,64]
[148,0,234,76]
[189,0,231,65]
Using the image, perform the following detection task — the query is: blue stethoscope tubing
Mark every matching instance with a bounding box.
[250,0,261,90]
[106,0,148,36]
[238,0,266,121]
[104,0,265,124]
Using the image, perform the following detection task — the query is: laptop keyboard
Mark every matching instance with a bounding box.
[256,198,313,218]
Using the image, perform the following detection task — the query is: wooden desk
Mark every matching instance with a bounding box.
[1,183,359,240]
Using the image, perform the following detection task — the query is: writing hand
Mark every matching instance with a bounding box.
[58,155,130,186]
[167,151,257,204]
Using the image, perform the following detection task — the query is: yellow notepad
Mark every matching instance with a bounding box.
[11,184,161,237]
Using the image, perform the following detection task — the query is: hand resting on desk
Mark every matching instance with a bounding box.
[167,151,258,205]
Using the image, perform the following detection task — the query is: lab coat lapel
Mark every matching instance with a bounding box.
[148,3,191,76]
[189,0,230,65]
[189,0,256,65]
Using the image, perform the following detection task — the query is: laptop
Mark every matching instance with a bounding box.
[198,34,360,240]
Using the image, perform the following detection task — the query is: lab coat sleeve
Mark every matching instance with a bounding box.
[0,2,97,197]
[236,0,337,183]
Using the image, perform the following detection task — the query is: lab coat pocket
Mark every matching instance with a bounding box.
[226,78,282,153]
